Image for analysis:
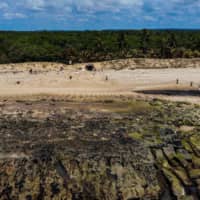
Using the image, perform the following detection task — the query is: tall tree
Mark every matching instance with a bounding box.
[140,29,150,54]
[117,32,127,50]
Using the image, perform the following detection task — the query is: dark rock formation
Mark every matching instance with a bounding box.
[0,99,199,200]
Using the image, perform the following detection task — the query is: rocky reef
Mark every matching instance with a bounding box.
[0,99,199,200]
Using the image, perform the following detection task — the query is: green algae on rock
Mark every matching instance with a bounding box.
[0,99,199,200]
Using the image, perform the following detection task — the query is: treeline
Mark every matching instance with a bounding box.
[1,30,200,64]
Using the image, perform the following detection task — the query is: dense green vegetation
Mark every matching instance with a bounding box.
[1,30,200,64]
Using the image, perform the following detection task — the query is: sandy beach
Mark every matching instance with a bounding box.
[0,62,200,103]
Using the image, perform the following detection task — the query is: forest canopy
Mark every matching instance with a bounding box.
[1,30,200,64]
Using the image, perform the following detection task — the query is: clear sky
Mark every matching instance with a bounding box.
[0,0,199,30]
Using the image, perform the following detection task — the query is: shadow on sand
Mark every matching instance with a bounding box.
[136,89,200,96]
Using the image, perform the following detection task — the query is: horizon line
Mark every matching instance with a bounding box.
[1,28,200,32]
